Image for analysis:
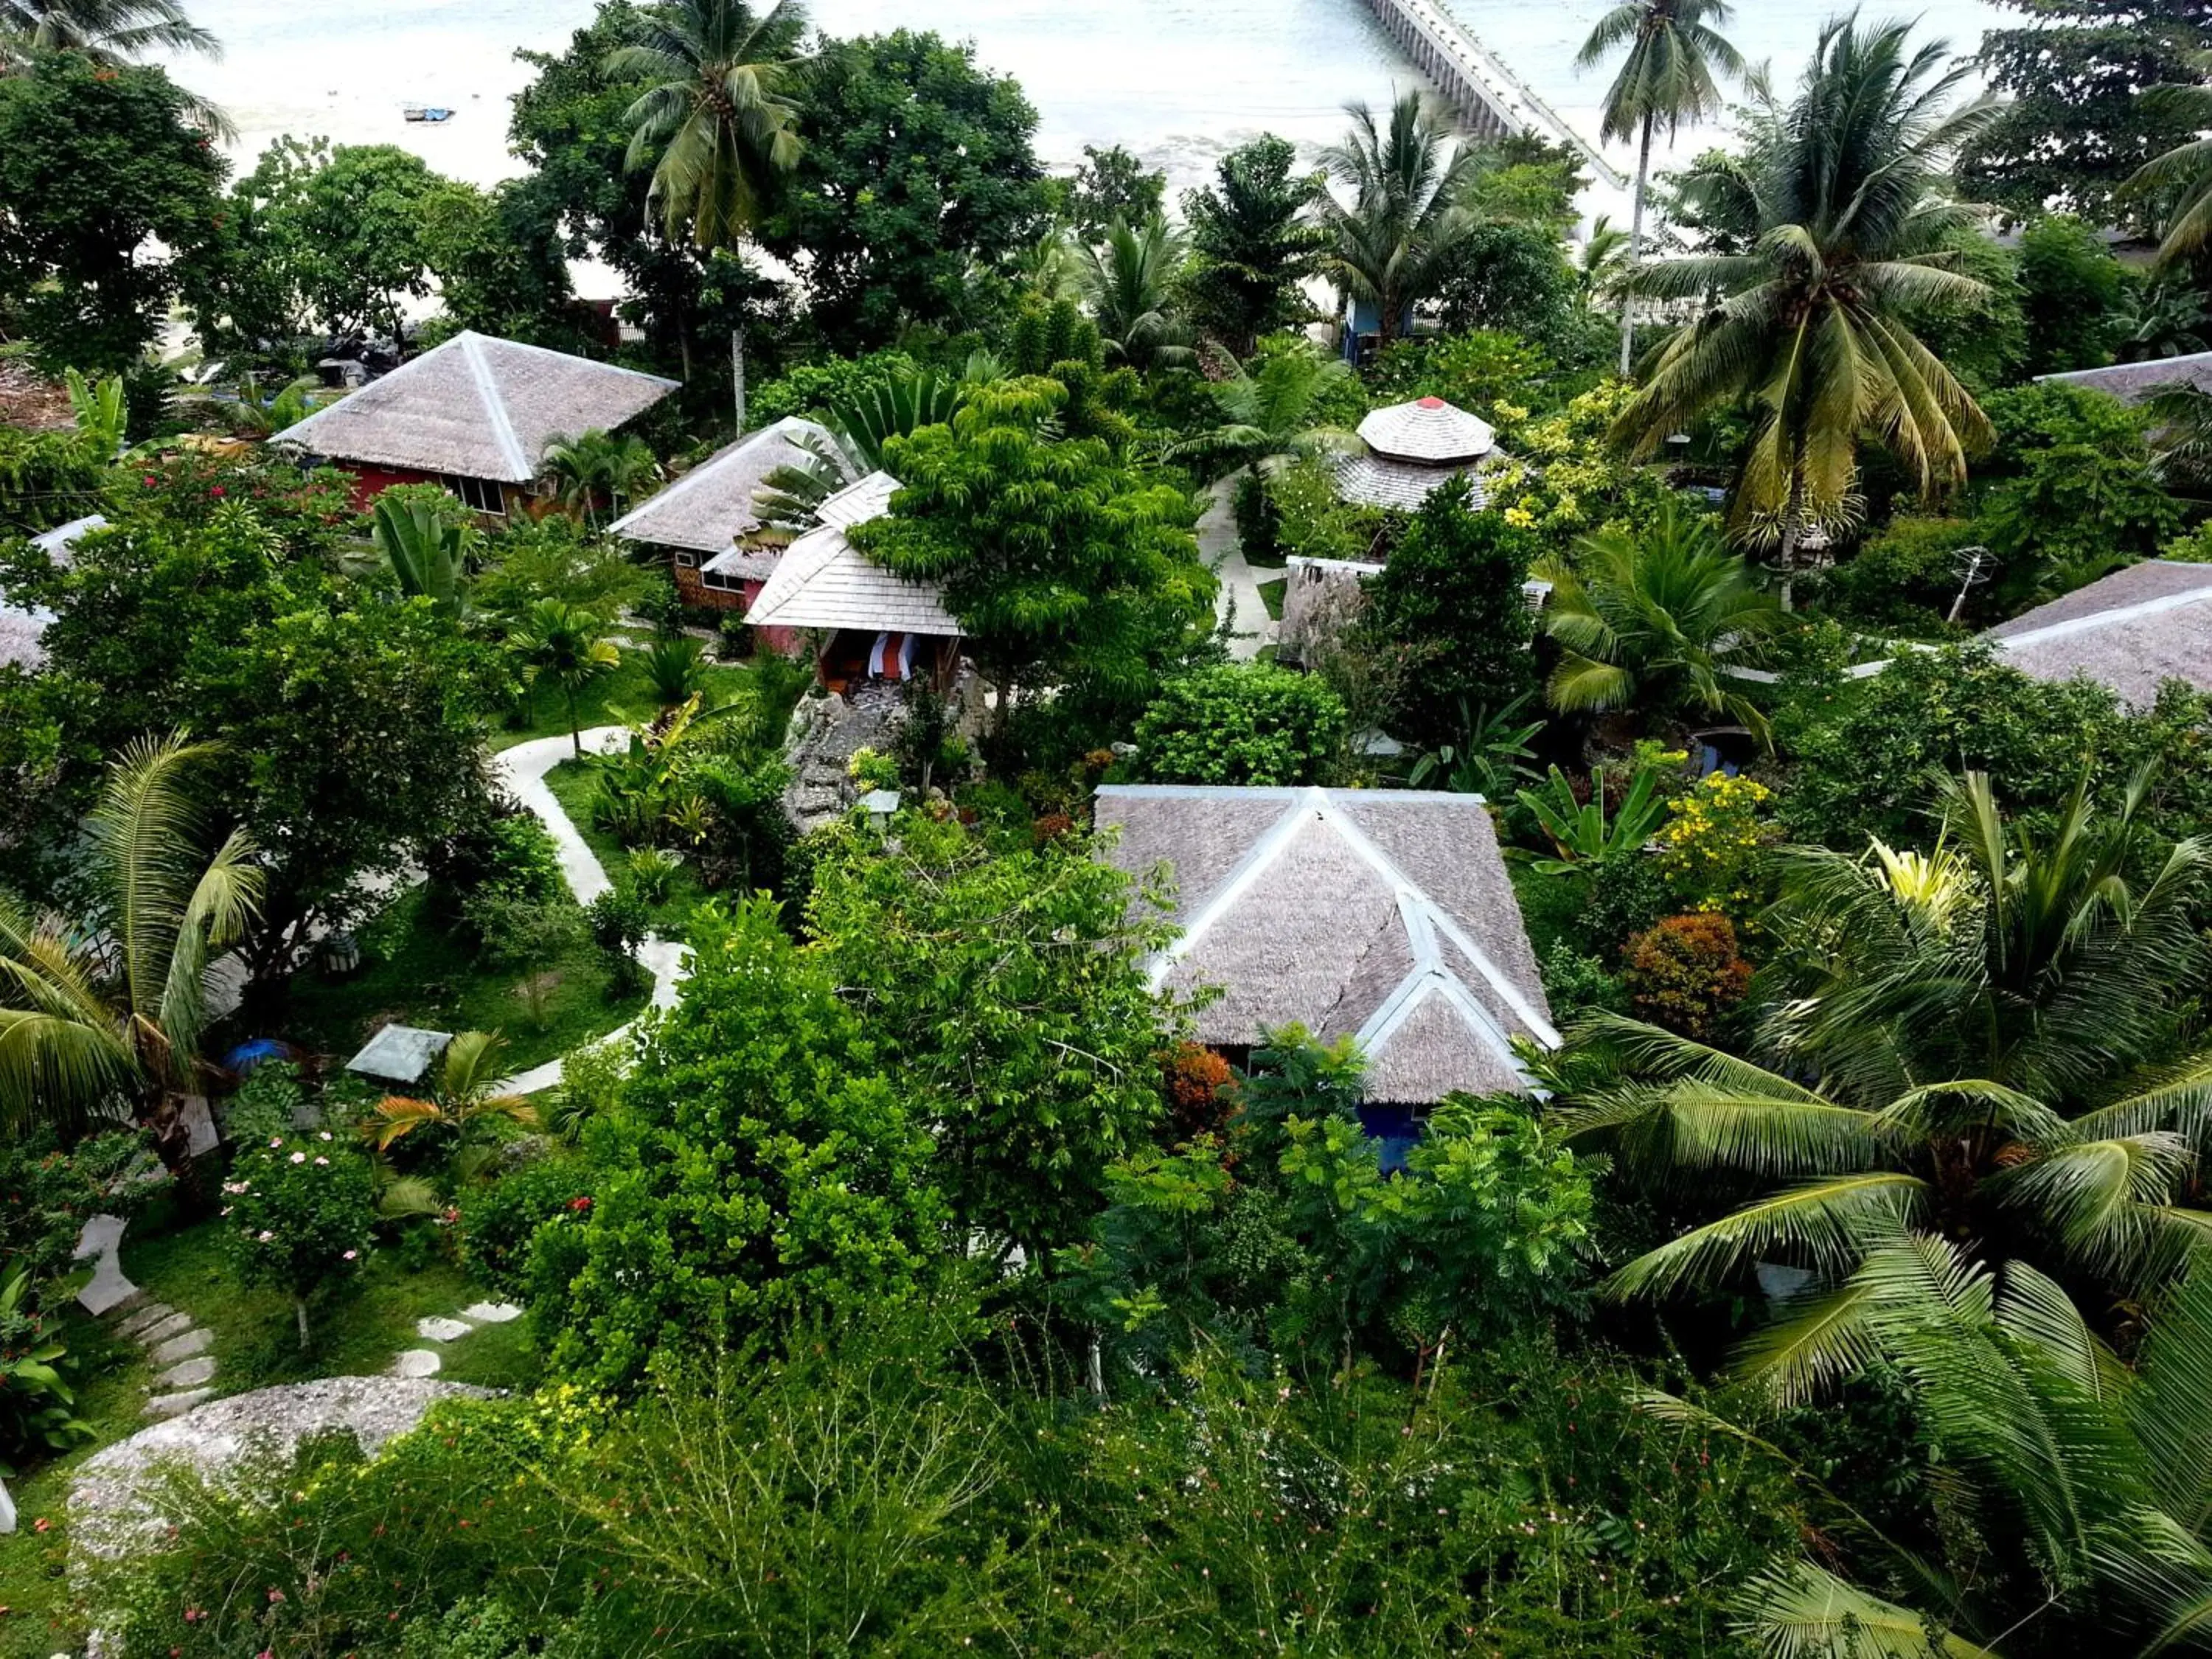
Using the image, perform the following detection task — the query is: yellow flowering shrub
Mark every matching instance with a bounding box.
[1486,381,1674,546]
[1655,773,1776,927]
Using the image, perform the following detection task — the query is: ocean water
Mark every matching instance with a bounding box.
[158,0,2017,212]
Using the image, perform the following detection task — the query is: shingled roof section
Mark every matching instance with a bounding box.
[742,472,960,635]
[271,332,678,482]
[2037,352,2212,405]
[1094,785,1557,1102]
[609,417,850,555]
[1980,560,2212,709]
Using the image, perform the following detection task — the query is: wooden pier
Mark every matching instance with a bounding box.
[1363,0,1626,189]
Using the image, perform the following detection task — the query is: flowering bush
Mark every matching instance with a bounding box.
[1654,773,1777,927]
[1623,914,1754,1040]
[223,1118,377,1348]
[1481,381,1674,547]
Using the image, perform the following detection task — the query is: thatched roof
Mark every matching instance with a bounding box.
[271,332,678,482]
[609,416,849,555]
[1094,785,1557,1102]
[1358,397,1495,462]
[2037,352,2212,405]
[0,515,105,670]
[1982,560,2212,708]
[742,472,959,635]
[1335,452,1489,512]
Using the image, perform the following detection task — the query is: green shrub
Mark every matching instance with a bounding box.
[1821,516,1983,633]
[1231,468,1280,565]
[0,1126,145,1291]
[460,1154,591,1301]
[223,1074,379,1347]
[1267,454,1385,563]
[1623,913,1753,1039]
[528,898,949,1388]
[1131,662,1348,786]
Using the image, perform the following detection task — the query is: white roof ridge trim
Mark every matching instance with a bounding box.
[608,416,831,537]
[462,332,532,480]
[1994,580,2212,651]
[1145,786,1324,987]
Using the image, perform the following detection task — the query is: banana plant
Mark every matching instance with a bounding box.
[63,367,126,456]
[369,490,480,617]
[0,1262,90,1469]
[1513,764,1666,879]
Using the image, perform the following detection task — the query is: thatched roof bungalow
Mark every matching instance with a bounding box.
[1982,559,2212,708]
[744,471,963,692]
[608,416,854,622]
[1094,785,1558,1105]
[271,330,678,514]
[1335,396,1498,512]
[2037,351,2212,405]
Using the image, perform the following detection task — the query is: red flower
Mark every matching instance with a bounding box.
[568,1195,593,1211]
[209,485,226,498]
[31,1518,49,1534]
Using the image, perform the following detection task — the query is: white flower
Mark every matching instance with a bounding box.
[289,1151,307,1164]
[257,1230,274,1242]
[318,1130,333,1141]
[269,1136,283,1148]
[342,1250,358,1261]
[314,1156,329,1166]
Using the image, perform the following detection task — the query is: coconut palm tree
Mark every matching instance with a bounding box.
[0,735,260,1170]
[1536,498,1782,730]
[2126,81,2212,269]
[1610,18,2000,602]
[1169,344,1357,479]
[0,0,230,133]
[608,0,809,251]
[1316,92,1482,347]
[1574,0,1744,375]
[1652,1239,2212,1653]
[1547,771,2212,1388]
[541,429,661,529]
[1573,214,1632,302]
[1074,213,1195,373]
[509,599,621,758]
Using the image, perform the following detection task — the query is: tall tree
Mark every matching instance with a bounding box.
[851,377,1215,738]
[0,734,260,1171]
[1074,212,1194,373]
[1317,92,1481,347]
[0,0,227,132]
[1170,343,1355,479]
[1063,142,1166,243]
[609,0,807,252]
[0,55,226,372]
[1178,133,1328,355]
[1611,18,2000,603]
[759,29,1051,352]
[1574,0,1744,375]
[1962,0,2212,229]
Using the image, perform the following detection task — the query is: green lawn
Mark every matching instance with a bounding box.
[1257,577,1286,621]
[540,757,712,936]
[0,1214,543,1656]
[277,886,647,1071]
[490,647,754,751]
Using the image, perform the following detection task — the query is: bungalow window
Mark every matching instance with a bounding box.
[440,473,507,516]
[673,549,698,570]
[700,568,738,592]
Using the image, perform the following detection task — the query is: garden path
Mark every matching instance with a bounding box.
[1200,479,1275,662]
[485,728,690,1094]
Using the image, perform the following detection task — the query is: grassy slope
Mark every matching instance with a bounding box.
[539,757,712,936]
[1257,577,1286,621]
[279,886,647,1072]
[0,1215,542,1655]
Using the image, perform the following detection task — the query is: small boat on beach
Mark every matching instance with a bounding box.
[402,105,454,124]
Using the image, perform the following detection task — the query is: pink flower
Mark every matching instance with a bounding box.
[313,1156,329,1166]
[209,484,225,498]
[32,1517,49,1534]
[268,1136,283,1148]
[267,1588,286,1604]
[342,1250,357,1261]
[289,1151,306,1164]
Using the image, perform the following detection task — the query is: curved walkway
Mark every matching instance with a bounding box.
[1200,479,1275,661]
[486,727,690,1093]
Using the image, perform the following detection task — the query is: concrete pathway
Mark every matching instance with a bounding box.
[485,726,691,1094]
[1198,479,1276,662]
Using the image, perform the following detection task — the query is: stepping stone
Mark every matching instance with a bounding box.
[149,1328,212,1365]
[136,1310,192,1345]
[145,1387,215,1420]
[154,1356,217,1389]
[459,1302,522,1326]
[114,1301,176,1339]
[73,1214,139,1317]
[415,1316,471,1343]
[390,1349,442,1378]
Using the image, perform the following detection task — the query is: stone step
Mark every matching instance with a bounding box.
[390,1349,442,1378]
[149,1328,212,1365]
[135,1310,192,1346]
[114,1300,176,1339]
[415,1315,471,1343]
[145,1386,216,1420]
[459,1301,523,1325]
[153,1355,217,1389]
